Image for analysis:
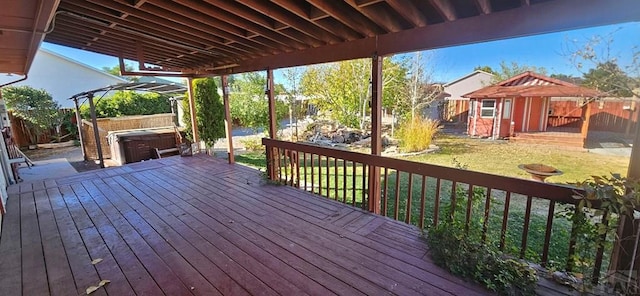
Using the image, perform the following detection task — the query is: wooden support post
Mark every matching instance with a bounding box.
[266,69,278,180]
[609,115,640,281]
[580,100,592,148]
[73,98,87,161]
[368,55,383,214]
[221,75,235,164]
[87,94,104,168]
[266,69,277,139]
[187,77,199,150]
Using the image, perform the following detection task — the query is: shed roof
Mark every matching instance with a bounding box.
[463,72,602,98]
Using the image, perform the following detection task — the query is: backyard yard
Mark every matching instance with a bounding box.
[237,134,630,185]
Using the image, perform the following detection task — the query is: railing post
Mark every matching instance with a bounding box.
[609,116,640,284]
[368,55,383,214]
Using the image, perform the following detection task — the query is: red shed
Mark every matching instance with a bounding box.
[463,72,600,139]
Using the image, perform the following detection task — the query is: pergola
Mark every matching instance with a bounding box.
[2,0,640,282]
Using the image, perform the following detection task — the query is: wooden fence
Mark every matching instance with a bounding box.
[8,109,75,147]
[263,138,615,284]
[550,99,639,134]
[82,113,175,160]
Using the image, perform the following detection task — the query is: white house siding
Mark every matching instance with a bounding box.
[444,71,494,101]
[9,49,127,108]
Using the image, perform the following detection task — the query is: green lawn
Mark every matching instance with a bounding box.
[404,134,629,184]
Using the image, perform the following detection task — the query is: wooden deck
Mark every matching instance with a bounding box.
[0,155,489,296]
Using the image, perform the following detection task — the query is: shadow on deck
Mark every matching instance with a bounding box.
[0,154,489,295]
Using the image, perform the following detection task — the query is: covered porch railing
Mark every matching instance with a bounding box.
[263,138,612,284]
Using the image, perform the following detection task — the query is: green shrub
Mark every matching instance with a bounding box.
[428,222,538,295]
[182,78,225,147]
[398,117,441,152]
[80,90,171,118]
[240,137,263,151]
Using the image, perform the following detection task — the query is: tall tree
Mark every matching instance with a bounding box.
[563,30,639,97]
[582,61,636,97]
[182,78,225,147]
[228,72,288,135]
[300,58,409,129]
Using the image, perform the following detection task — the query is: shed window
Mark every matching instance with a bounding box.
[503,99,512,119]
[481,100,496,117]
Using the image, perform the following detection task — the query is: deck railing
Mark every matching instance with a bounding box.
[262,138,613,283]
[547,115,582,128]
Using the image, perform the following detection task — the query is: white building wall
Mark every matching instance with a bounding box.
[444,71,494,101]
[9,49,126,108]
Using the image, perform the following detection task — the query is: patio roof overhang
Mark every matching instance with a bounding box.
[0,0,59,76]
[9,0,635,77]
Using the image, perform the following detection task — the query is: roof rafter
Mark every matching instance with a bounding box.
[270,0,362,40]
[88,0,269,56]
[474,0,492,14]
[166,0,310,50]
[233,0,342,44]
[344,0,404,32]
[429,0,458,21]
[385,0,428,27]
[306,0,384,37]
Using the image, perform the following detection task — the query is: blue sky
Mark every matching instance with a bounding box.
[41,22,639,85]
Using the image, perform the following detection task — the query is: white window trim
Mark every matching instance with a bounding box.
[480,99,496,118]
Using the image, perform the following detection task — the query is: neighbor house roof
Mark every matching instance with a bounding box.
[463,71,602,98]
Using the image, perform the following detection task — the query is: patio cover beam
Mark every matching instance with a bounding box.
[214,0,640,75]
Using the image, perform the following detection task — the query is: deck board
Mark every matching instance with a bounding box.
[0,155,490,296]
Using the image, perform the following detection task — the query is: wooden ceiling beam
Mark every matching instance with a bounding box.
[214,0,640,75]
[270,0,362,40]
[344,0,404,32]
[429,0,458,21]
[386,0,428,27]
[167,0,310,50]
[355,0,385,8]
[47,35,207,71]
[55,18,209,62]
[59,2,213,51]
[139,0,289,54]
[203,0,326,47]
[234,0,342,44]
[306,0,383,37]
[86,0,265,56]
[474,0,492,15]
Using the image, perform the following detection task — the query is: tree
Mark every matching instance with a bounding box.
[475,61,547,83]
[563,30,639,97]
[403,52,443,121]
[582,61,635,97]
[228,72,288,135]
[181,78,225,147]
[300,58,409,129]
[1,86,61,145]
